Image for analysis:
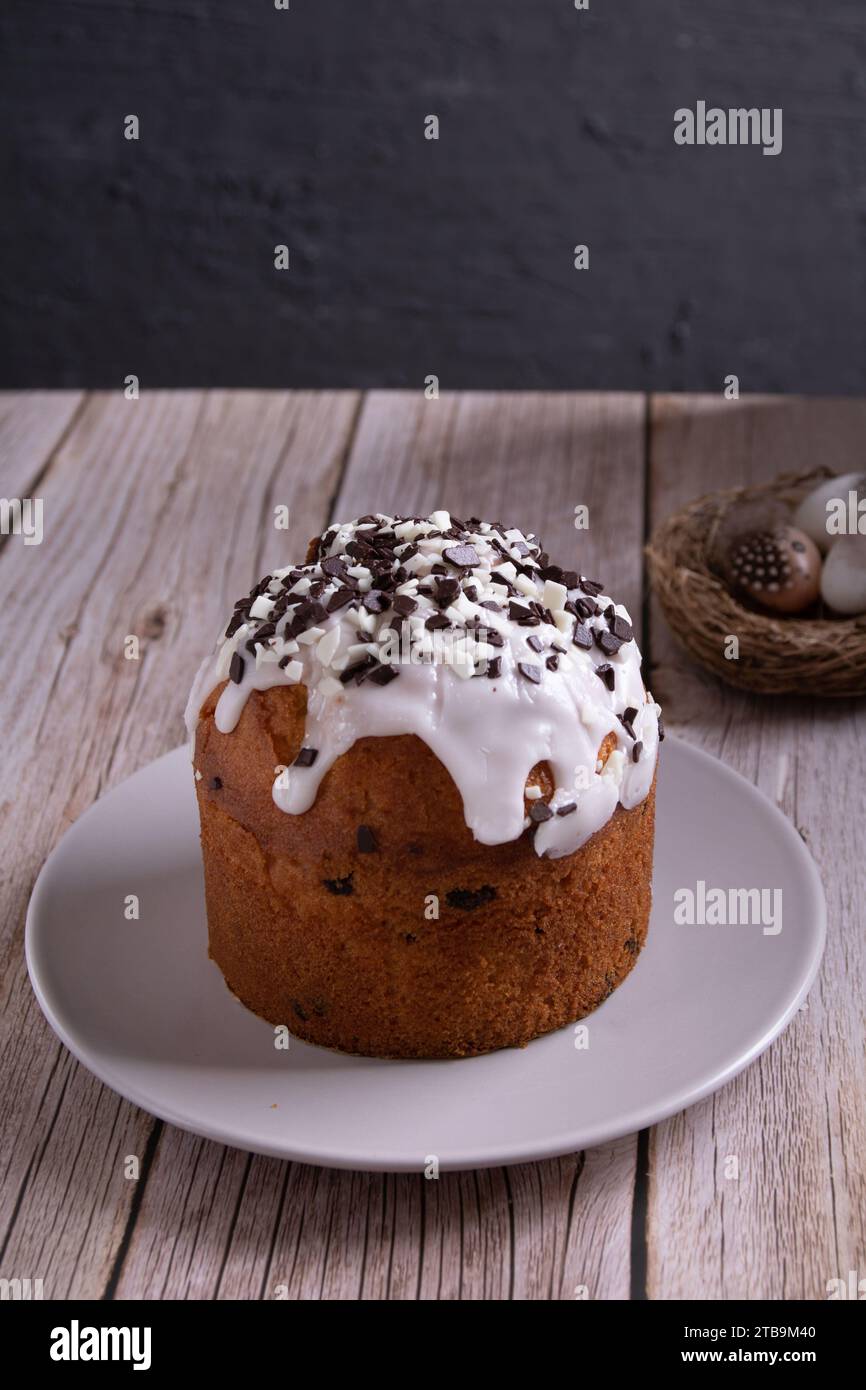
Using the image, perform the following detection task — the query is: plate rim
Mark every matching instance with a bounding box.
[25,736,827,1172]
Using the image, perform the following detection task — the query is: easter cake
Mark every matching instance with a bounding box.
[186,512,662,1058]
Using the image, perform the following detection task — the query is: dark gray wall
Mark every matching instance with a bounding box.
[2,0,865,392]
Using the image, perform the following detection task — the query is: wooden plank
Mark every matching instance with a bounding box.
[645,394,866,1300]
[0,389,360,1298]
[0,390,85,501]
[133,388,646,1301]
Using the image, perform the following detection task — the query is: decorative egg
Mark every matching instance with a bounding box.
[723,524,821,614]
[793,472,866,554]
[820,536,866,616]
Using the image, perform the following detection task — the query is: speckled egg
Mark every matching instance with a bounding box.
[820,536,866,616]
[724,524,822,614]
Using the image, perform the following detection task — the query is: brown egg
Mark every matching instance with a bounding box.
[723,524,821,614]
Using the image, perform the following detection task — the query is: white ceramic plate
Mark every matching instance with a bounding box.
[26,737,825,1172]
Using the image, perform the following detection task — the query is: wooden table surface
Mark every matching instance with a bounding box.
[1,389,863,1301]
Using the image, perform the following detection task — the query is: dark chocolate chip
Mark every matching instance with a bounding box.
[518,662,542,684]
[357,825,377,853]
[323,873,354,896]
[487,656,502,678]
[529,801,553,823]
[527,635,544,653]
[294,747,318,767]
[632,740,643,762]
[573,622,593,649]
[446,885,497,911]
[229,651,245,684]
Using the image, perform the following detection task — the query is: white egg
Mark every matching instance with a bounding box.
[820,536,866,616]
[793,473,866,553]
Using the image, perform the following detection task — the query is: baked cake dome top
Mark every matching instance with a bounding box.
[186,510,662,858]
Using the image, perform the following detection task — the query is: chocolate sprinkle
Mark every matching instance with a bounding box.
[392,594,417,616]
[610,614,633,643]
[632,741,643,762]
[595,662,616,691]
[619,705,638,738]
[363,590,390,613]
[327,587,357,612]
[340,657,377,684]
[442,543,480,568]
[320,556,347,578]
[366,663,399,686]
[596,630,624,656]
[556,802,577,817]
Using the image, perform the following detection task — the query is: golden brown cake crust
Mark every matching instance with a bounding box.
[194,683,656,1059]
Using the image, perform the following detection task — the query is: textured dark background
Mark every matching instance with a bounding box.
[2,0,865,392]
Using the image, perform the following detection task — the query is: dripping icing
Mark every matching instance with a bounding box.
[184,512,661,859]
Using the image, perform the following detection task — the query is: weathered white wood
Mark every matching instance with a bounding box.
[9,388,857,1302]
[0,390,85,501]
[646,394,866,1299]
[0,389,360,1298]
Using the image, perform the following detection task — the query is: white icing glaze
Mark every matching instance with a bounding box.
[185,513,661,858]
